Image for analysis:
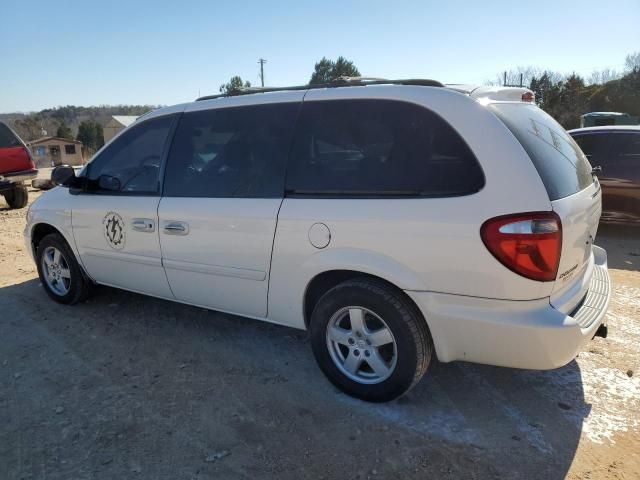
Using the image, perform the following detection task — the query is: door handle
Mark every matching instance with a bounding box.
[163,221,189,235]
[131,218,155,232]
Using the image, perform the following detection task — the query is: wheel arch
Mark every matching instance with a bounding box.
[31,223,63,254]
[30,221,94,284]
[302,269,431,337]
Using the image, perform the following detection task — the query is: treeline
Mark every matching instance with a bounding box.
[492,52,640,129]
[0,105,158,144]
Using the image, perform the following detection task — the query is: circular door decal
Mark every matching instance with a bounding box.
[103,212,126,250]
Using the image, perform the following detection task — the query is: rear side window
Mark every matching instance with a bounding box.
[574,132,640,177]
[572,133,610,157]
[286,99,484,197]
[489,104,593,200]
[164,103,299,198]
[0,123,21,148]
[612,132,640,160]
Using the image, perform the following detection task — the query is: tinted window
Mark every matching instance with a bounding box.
[588,132,640,179]
[87,115,174,194]
[613,132,640,160]
[286,99,484,196]
[489,104,593,200]
[0,123,21,148]
[164,103,299,198]
[572,133,610,160]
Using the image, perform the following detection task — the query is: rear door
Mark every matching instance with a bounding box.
[158,96,301,318]
[488,104,600,311]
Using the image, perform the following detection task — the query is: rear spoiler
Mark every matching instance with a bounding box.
[446,85,535,103]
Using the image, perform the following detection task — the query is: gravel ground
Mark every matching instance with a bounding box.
[1,189,639,480]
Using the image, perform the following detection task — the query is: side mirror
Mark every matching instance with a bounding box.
[51,165,76,186]
[98,175,121,191]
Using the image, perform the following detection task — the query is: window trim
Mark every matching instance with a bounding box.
[80,113,180,197]
[282,98,485,199]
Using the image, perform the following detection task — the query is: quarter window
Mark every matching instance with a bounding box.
[86,115,174,194]
[285,99,484,196]
[164,103,299,198]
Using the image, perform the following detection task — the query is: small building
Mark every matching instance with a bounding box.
[28,137,84,167]
[103,116,139,143]
[580,112,639,128]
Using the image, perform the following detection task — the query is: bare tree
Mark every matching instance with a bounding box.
[625,51,640,71]
[486,67,562,87]
[588,68,621,85]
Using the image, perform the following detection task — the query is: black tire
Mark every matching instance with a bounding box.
[4,184,28,209]
[309,278,433,402]
[36,233,92,305]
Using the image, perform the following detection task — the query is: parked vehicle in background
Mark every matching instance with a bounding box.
[570,126,640,226]
[580,111,639,128]
[0,122,37,209]
[24,79,610,402]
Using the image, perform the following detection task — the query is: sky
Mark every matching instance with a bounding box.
[1,0,638,112]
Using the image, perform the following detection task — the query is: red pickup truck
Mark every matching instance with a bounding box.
[0,121,37,209]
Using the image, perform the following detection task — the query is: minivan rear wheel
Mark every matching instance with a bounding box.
[309,278,433,402]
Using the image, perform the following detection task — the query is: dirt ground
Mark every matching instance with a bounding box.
[1,189,639,480]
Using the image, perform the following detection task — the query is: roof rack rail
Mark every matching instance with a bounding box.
[195,77,444,101]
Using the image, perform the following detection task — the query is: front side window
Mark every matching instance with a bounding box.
[285,99,484,196]
[164,103,299,198]
[86,115,174,194]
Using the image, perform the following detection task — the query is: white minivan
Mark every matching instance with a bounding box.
[25,79,611,402]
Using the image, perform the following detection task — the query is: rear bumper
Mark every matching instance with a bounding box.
[406,245,611,370]
[0,168,38,191]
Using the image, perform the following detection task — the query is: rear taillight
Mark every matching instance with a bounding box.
[481,212,562,282]
[23,146,36,168]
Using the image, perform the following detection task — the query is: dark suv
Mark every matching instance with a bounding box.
[570,126,640,226]
[0,121,37,209]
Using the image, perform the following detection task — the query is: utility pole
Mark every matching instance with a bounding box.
[258,58,267,87]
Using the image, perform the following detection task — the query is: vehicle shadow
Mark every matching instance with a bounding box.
[597,223,640,271]
[0,279,589,480]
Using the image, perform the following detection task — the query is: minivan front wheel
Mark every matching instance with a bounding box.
[36,233,92,304]
[310,278,433,402]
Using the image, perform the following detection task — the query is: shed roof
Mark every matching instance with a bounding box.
[27,136,82,145]
[110,115,139,127]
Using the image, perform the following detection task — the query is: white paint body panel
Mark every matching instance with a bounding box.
[24,187,79,263]
[158,197,281,318]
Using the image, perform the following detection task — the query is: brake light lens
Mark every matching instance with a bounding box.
[521,91,535,102]
[481,212,562,282]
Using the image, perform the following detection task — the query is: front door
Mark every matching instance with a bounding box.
[158,98,301,318]
[72,114,177,298]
